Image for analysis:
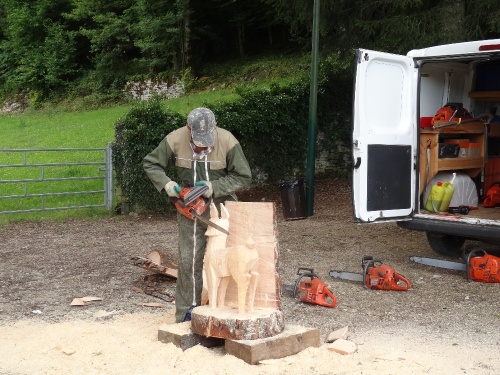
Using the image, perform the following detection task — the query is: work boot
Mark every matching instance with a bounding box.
[183,305,196,322]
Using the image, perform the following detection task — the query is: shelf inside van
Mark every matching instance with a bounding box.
[469,91,500,100]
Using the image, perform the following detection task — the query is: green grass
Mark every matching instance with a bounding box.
[0,53,310,223]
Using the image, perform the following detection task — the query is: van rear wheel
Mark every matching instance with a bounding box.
[426,232,465,255]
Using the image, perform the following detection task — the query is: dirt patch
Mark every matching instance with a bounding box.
[1,178,499,374]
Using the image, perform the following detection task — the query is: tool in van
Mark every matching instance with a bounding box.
[431,103,473,126]
[329,256,411,291]
[284,268,337,307]
[447,205,478,214]
[170,185,229,234]
[431,103,479,129]
[483,182,500,208]
[409,250,500,283]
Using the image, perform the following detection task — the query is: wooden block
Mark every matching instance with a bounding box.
[225,325,320,365]
[325,326,349,343]
[326,338,358,355]
[223,201,281,311]
[158,322,224,351]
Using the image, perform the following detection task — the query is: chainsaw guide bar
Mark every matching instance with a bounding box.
[409,251,500,283]
[329,256,411,291]
[328,271,364,283]
[409,256,467,271]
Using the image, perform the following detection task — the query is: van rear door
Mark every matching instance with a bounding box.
[352,49,417,223]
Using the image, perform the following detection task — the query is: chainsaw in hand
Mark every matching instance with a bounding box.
[170,185,229,235]
[410,249,500,283]
[329,256,411,291]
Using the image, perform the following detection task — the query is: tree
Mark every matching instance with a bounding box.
[264,0,500,55]
[212,0,276,59]
[0,0,77,100]
[465,0,500,40]
[65,0,137,92]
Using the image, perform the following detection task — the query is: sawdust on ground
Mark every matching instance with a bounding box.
[0,178,499,375]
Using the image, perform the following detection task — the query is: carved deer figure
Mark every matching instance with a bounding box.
[204,203,259,314]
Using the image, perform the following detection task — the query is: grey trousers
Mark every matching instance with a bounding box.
[175,210,209,323]
[173,197,235,322]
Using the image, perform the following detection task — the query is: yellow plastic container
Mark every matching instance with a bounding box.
[439,173,456,212]
[425,181,445,212]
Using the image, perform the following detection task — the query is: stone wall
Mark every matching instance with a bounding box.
[123,78,184,101]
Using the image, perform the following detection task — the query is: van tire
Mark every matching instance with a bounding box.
[426,232,465,255]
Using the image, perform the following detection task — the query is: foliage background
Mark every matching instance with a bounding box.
[113,53,353,212]
[0,0,499,105]
[2,0,500,215]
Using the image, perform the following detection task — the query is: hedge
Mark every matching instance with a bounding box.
[113,56,353,213]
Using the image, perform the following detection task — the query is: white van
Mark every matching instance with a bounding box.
[352,39,500,255]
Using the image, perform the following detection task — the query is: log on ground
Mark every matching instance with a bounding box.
[129,255,178,278]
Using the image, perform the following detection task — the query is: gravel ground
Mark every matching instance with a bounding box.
[1,178,499,374]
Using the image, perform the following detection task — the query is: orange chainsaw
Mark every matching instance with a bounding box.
[289,268,337,308]
[170,185,229,234]
[329,256,411,291]
[410,250,500,283]
[483,182,500,208]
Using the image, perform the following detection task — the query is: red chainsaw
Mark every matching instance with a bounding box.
[288,268,337,308]
[483,182,500,208]
[329,256,411,291]
[410,249,500,283]
[170,185,229,234]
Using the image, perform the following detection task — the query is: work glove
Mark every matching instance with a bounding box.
[165,181,181,198]
[195,180,213,198]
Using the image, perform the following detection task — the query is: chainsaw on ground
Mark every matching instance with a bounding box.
[410,250,500,283]
[329,256,411,291]
[170,185,229,234]
[284,268,337,308]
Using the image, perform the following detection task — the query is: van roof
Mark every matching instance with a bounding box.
[407,39,500,58]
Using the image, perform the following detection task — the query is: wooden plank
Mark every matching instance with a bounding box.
[225,325,321,365]
[158,322,224,351]
[438,157,484,171]
[431,120,485,133]
[469,91,500,100]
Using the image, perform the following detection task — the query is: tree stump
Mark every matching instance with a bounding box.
[190,306,285,340]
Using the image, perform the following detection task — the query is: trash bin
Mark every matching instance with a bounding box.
[279,179,307,220]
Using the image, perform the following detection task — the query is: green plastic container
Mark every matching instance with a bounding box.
[425,181,445,212]
[439,173,456,212]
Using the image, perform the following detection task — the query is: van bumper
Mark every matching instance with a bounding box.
[397,218,500,243]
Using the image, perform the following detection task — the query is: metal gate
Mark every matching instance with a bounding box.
[0,143,113,214]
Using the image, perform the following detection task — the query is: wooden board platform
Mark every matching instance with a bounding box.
[158,322,224,351]
[159,322,321,365]
[225,325,321,365]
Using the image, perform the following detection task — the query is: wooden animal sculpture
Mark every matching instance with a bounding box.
[204,203,260,314]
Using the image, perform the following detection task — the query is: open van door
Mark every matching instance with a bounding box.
[352,49,417,223]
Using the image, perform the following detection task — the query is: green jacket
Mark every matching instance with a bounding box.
[143,126,252,199]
